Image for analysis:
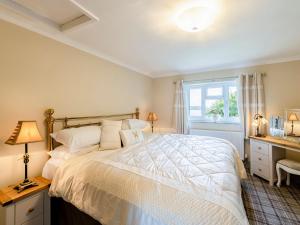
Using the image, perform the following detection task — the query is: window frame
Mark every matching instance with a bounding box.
[186,79,240,124]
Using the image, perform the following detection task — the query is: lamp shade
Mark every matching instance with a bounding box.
[6,121,43,145]
[288,113,299,121]
[147,112,158,122]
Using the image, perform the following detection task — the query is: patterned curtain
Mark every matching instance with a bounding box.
[173,80,189,134]
[238,73,265,138]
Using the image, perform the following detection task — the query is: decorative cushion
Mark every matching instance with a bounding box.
[119,129,144,147]
[100,120,122,150]
[50,126,101,150]
[122,119,149,130]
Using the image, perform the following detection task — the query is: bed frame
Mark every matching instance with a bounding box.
[45,107,139,151]
[44,108,139,225]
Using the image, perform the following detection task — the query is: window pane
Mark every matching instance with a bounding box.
[190,88,202,106]
[207,87,223,96]
[229,86,239,117]
[206,99,224,117]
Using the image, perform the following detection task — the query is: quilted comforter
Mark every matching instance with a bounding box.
[49,134,249,225]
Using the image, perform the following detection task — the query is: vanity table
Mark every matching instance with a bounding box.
[250,136,300,186]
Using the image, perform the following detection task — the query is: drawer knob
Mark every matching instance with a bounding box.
[27,208,35,215]
[258,157,262,160]
[258,169,262,172]
[258,147,262,150]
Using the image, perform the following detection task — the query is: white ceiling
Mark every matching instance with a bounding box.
[1,0,300,77]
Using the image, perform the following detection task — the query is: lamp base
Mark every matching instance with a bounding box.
[255,134,265,138]
[14,179,38,193]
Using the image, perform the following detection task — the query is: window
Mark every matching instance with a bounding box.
[186,79,240,123]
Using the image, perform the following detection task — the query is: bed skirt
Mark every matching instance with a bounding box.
[51,197,101,225]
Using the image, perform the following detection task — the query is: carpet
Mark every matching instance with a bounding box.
[242,173,300,225]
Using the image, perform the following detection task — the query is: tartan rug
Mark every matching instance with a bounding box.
[241,172,300,225]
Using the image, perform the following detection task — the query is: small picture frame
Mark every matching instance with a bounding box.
[269,115,284,138]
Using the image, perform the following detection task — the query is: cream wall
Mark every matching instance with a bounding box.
[1,18,300,187]
[0,20,153,187]
[153,61,300,158]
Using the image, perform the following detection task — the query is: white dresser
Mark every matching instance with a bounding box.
[0,177,50,225]
[249,136,300,186]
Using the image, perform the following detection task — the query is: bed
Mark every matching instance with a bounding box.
[43,108,249,225]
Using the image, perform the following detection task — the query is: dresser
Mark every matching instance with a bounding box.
[250,136,300,186]
[0,177,51,225]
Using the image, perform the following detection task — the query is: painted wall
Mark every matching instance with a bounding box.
[0,20,153,187]
[1,18,300,187]
[153,61,300,158]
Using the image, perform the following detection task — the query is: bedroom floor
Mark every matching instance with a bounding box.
[242,172,300,225]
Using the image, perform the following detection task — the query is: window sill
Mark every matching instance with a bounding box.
[189,120,241,125]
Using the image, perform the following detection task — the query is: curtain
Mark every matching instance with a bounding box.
[173,80,189,134]
[238,73,265,138]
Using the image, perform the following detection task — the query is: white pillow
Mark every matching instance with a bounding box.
[120,129,144,147]
[100,120,122,150]
[121,119,130,130]
[122,119,149,130]
[50,126,101,150]
[48,145,99,160]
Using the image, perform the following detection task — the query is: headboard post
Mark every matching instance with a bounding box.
[45,108,55,151]
[135,108,140,119]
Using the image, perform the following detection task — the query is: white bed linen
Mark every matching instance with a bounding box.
[42,146,114,180]
[49,134,249,225]
[42,158,65,180]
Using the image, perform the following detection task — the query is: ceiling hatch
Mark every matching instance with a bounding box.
[11,0,98,31]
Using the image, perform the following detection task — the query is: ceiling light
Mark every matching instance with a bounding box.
[174,1,219,33]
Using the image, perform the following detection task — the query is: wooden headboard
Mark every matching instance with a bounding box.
[45,108,139,151]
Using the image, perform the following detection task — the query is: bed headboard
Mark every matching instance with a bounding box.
[45,108,139,151]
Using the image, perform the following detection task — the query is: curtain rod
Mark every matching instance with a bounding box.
[173,73,266,84]
[173,76,238,85]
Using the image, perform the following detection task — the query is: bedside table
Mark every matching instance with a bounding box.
[0,177,51,225]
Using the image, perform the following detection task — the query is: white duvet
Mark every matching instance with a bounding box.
[49,134,249,225]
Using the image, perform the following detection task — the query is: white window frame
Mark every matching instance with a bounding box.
[186,79,240,124]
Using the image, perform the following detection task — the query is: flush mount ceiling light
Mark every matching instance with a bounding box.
[174,1,220,32]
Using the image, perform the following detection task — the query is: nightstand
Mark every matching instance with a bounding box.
[0,177,51,225]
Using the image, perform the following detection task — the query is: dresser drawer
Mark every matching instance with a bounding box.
[21,214,43,225]
[253,163,269,180]
[15,192,43,225]
[252,140,269,156]
[253,151,269,166]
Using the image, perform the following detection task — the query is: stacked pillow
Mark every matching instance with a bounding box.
[51,126,101,150]
[48,145,99,160]
[50,119,150,159]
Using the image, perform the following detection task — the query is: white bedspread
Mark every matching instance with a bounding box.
[49,134,249,225]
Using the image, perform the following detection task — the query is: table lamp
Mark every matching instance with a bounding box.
[252,114,268,137]
[6,121,43,192]
[288,113,299,136]
[147,112,158,133]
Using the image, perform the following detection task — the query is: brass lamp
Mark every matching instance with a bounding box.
[6,121,43,192]
[147,112,158,133]
[288,113,299,136]
[252,114,268,137]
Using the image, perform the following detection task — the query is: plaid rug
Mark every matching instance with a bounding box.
[241,172,300,225]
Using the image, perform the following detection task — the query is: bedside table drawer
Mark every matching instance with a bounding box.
[21,214,43,225]
[252,141,269,156]
[253,151,269,166]
[15,193,43,225]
